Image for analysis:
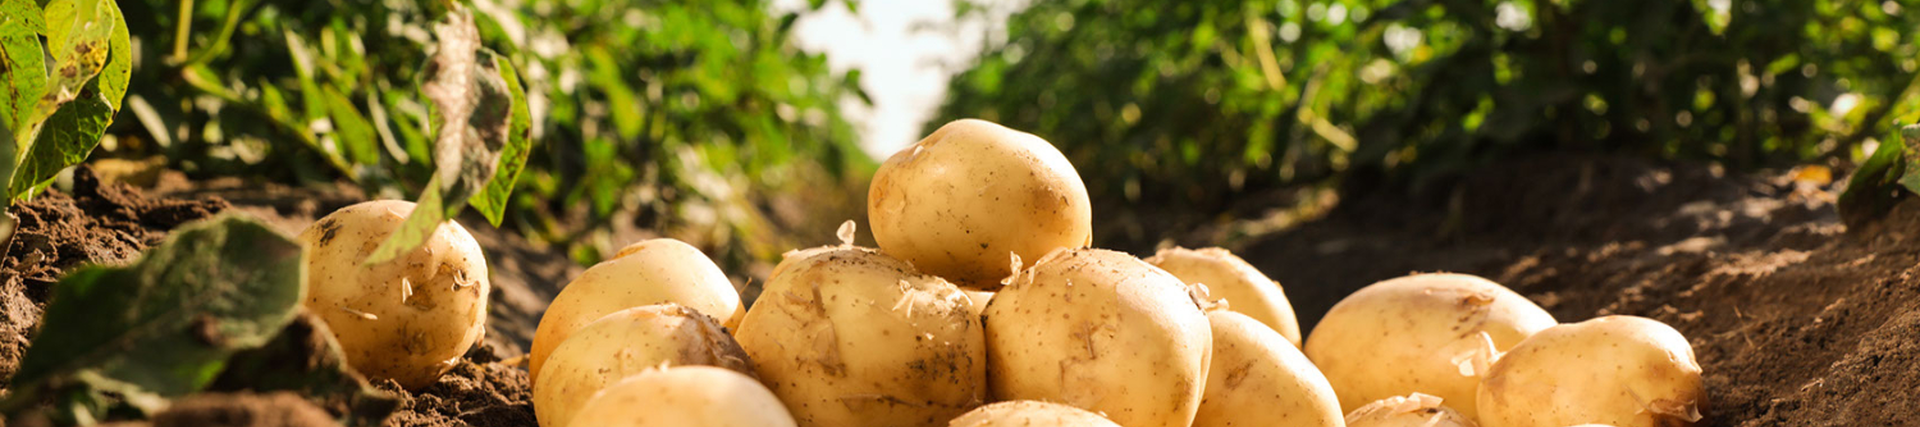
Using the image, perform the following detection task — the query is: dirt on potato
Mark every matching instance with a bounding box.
[1237,154,1916,426]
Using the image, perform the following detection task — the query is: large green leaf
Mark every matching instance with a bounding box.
[9,77,110,201]
[466,53,531,226]
[4,0,128,203]
[9,215,306,398]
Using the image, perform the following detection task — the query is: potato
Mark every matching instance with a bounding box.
[1194,310,1342,427]
[566,365,795,427]
[529,238,742,382]
[534,304,755,427]
[298,200,489,390]
[732,245,985,427]
[1344,393,1479,427]
[868,118,1093,289]
[1304,273,1556,419]
[1148,246,1302,347]
[949,401,1122,427]
[983,248,1211,427]
[1476,316,1706,427]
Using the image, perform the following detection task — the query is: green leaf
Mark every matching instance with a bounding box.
[323,85,381,165]
[211,313,402,427]
[33,0,116,125]
[466,54,531,226]
[10,214,305,397]
[0,0,47,133]
[1839,125,1917,227]
[366,181,449,264]
[10,77,110,201]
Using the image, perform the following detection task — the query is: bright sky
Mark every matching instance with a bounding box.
[771,0,1025,159]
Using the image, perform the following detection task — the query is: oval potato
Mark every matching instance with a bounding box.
[1477,316,1706,427]
[529,238,742,382]
[983,248,1211,427]
[1194,310,1342,427]
[949,401,1122,427]
[1148,246,1302,347]
[868,118,1093,289]
[1305,273,1556,419]
[566,366,795,427]
[299,200,489,390]
[534,304,754,427]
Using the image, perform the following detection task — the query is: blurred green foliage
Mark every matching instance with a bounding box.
[111,0,870,266]
[937,0,1920,222]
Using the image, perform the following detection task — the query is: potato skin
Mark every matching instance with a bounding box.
[1344,393,1479,427]
[868,119,1093,289]
[1194,311,1342,427]
[732,245,985,427]
[1148,247,1303,347]
[1305,273,1556,420]
[298,200,489,390]
[567,366,795,427]
[533,304,755,427]
[1476,316,1706,427]
[529,238,742,382]
[949,401,1122,427]
[983,248,1211,427]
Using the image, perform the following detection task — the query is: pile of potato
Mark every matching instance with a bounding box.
[294,119,1709,427]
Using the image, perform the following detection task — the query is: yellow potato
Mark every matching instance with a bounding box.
[1148,246,1302,347]
[949,401,1122,427]
[1194,311,1342,427]
[1477,316,1706,427]
[732,245,985,427]
[1344,393,1479,427]
[983,248,1211,427]
[298,200,488,390]
[529,238,742,382]
[566,366,795,427]
[1305,273,1556,420]
[869,118,1093,289]
[534,304,755,427]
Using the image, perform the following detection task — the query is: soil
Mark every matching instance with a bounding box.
[1236,154,1916,426]
[4,154,1916,426]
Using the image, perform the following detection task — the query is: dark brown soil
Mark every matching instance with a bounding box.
[1236,154,1916,426]
[0,167,230,388]
[379,353,535,427]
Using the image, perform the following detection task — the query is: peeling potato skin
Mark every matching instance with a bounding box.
[1148,246,1304,347]
[732,245,986,427]
[1476,316,1706,427]
[298,200,489,390]
[529,238,743,383]
[982,248,1211,427]
[1304,273,1557,420]
[948,400,1123,427]
[868,119,1093,290]
[1194,311,1342,427]
[533,304,755,427]
[566,366,796,427]
[1344,393,1479,427]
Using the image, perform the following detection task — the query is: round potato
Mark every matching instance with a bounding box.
[983,248,1211,427]
[529,238,742,382]
[1344,393,1479,427]
[1194,311,1342,427]
[534,304,755,427]
[1304,273,1556,419]
[299,200,489,390]
[949,401,1122,427]
[566,366,795,427]
[1148,246,1302,347]
[1477,316,1706,427]
[868,118,1093,289]
[732,245,985,427]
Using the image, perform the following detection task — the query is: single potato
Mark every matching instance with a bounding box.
[949,401,1122,427]
[1194,310,1342,427]
[529,238,742,382]
[534,304,755,427]
[1477,316,1706,427]
[299,200,489,390]
[983,248,1211,427]
[1345,393,1479,427]
[1148,246,1302,347]
[868,118,1093,289]
[732,245,985,427]
[566,366,795,427]
[1305,273,1556,419]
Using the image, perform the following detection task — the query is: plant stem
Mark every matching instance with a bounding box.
[171,0,195,63]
